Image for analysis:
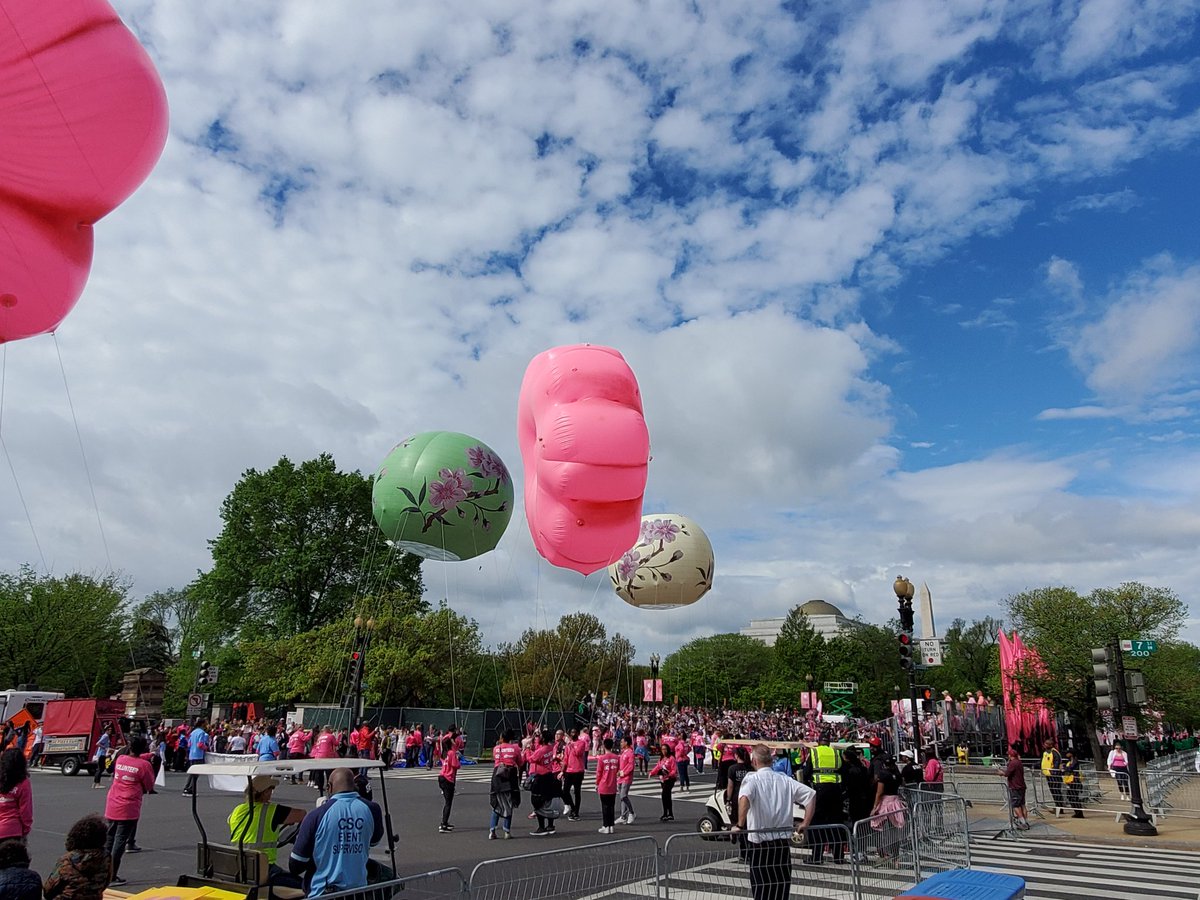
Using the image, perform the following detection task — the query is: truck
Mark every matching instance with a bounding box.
[0,688,65,724]
[39,698,144,776]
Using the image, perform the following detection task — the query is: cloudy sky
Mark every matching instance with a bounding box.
[3,0,1200,663]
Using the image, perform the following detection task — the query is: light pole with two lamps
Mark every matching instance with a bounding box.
[893,576,921,752]
[649,653,661,746]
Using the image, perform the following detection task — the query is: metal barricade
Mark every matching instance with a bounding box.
[1146,771,1200,819]
[850,807,917,899]
[467,836,660,900]
[316,870,469,900]
[662,826,855,900]
[944,774,1020,837]
[910,794,970,876]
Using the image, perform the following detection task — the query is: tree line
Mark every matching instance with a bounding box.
[1,452,1197,728]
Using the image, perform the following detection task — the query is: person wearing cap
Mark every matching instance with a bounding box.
[899,750,924,786]
[228,776,305,887]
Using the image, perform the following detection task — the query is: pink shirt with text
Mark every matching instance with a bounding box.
[595,752,619,794]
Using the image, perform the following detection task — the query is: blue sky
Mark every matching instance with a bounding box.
[2,0,1199,658]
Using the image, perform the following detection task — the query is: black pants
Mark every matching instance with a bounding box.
[184,757,202,793]
[1047,775,1065,808]
[562,772,584,816]
[600,793,616,827]
[748,838,791,900]
[93,754,107,785]
[438,775,455,827]
[105,818,137,877]
[660,777,676,817]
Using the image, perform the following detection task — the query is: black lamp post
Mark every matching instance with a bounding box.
[349,615,376,724]
[893,576,921,752]
[650,653,661,745]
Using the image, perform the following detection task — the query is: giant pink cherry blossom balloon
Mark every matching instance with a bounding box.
[517,344,650,575]
[0,0,169,343]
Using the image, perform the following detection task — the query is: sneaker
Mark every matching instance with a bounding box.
[660,815,669,822]
[444,824,455,830]
[501,830,511,839]
[109,877,128,886]
[438,825,451,833]
[626,813,635,824]
[125,845,142,853]
[488,829,496,840]
[617,815,628,825]
[181,791,194,797]
[546,827,556,834]
[531,829,548,837]
[666,815,674,821]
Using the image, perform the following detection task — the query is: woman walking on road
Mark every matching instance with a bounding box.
[437,734,460,834]
[617,735,636,825]
[650,746,677,821]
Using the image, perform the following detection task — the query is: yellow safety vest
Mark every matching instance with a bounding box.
[1041,750,1059,777]
[813,745,841,783]
[228,801,282,865]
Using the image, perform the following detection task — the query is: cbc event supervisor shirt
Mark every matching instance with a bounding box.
[290,791,382,895]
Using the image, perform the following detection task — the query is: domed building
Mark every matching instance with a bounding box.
[740,598,860,646]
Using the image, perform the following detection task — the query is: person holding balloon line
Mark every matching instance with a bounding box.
[527,731,558,836]
[617,735,636,825]
[650,747,678,822]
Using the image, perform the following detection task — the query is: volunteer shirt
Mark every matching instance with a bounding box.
[674,741,689,763]
[565,738,589,774]
[311,732,338,759]
[595,751,619,795]
[257,734,281,761]
[105,754,155,821]
[187,728,209,761]
[493,742,522,768]
[0,779,32,839]
[287,729,309,755]
[290,791,382,896]
[617,748,635,785]
[526,744,553,776]
[739,768,815,842]
[440,749,460,783]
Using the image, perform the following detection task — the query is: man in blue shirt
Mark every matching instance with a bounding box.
[289,769,384,895]
[257,725,281,761]
[182,720,209,796]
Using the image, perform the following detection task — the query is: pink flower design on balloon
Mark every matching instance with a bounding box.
[642,518,680,543]
[616,550,641,581]
[429,471,469,511]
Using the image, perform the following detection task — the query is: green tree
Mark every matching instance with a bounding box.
[191,454,425,643]
[0,567,130,696]
[759,607,828,706]
[663,633,770,706]
[1005,582,1188,765]
[937,617,1003,699]
[498,613,636,712]
[1141,642,1200,729]
[823,621,910,720]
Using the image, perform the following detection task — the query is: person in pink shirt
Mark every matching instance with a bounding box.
[526,731,558,836]
[493,730,523,769]
[102,736,155,885]
[437,735,460,834]
[594,739,620,834]
[650,747,677,822]
[561,728,589,821]
[616,735,636,825]
[691,730,706,773]
[308,726,338,793]
[673,734,691,791]
[0,748,32,841]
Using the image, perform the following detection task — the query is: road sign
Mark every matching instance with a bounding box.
[920,639,943,666]
[1122,716,1138,738]
[1120,639,1158,657]
[186,692,204,715]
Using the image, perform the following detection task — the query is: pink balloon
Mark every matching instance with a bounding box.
[0,0,169,343]
[517,344,650,575]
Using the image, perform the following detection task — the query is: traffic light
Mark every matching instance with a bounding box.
[347,650,362,684]
[919,685,935,713]
[898,633,914,671]
[197,661,210,689]
[1092,647,1116,711]
[1124,670,1147,705]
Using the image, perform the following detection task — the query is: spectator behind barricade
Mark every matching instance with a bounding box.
[731,745,816,900]
[0,750,32,842]
[0,837,40,900]
[1107,741,1131,800]
[1063,749,1084,819]
[1041,739,1065,814]
[43,814,109,900]
[899,749,924,785]
[1001,747,1030,830]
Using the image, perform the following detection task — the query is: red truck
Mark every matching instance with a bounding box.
[40,698,144,776]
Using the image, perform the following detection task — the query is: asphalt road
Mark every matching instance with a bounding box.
[23,763,718,890]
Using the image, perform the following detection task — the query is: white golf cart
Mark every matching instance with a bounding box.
[178,757,399,900]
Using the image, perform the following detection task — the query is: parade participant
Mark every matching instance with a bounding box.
[0,837,41,900]
[731,745,816,900]
[493,729,523,769]
[691,729,706,773]
[1001,747,1030,830]
[0,751,31,842]
[309,726,338,793]
[288,769,383,895]
[43,814,109,900]
[562,728,588,821]
[634,730,649,776]
[488,760,520,840]
[674,732,691,791]
[438,733,460,833]
[616,734,636,825]
[527,730,560,836]
[228,776,305,887]
[182,720,209,796]
[649,745,677,822]
[90,727,112,789]
[594,738,619,834]
[257,725,281,762]
[27,726,42,769]
[103,736,155,885]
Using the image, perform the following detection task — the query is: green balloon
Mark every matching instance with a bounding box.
[371,431,513,561]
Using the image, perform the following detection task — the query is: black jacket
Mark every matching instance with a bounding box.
[0,867,42,900]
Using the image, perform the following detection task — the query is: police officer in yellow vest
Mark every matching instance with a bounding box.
[228,775,307,887]
[807,733,846,864]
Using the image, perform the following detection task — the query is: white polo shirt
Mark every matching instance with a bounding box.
[739,768,815,842]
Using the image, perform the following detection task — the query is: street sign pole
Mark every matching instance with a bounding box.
[1114,643,1156,836]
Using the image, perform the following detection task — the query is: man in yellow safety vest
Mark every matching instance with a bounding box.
[807,733,846,864]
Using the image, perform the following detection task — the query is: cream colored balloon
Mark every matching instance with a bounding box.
[608,513,714,609]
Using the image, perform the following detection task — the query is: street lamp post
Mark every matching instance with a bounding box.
[894,576,922,752]
[349,615,376,725]
[650,653,661,746]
